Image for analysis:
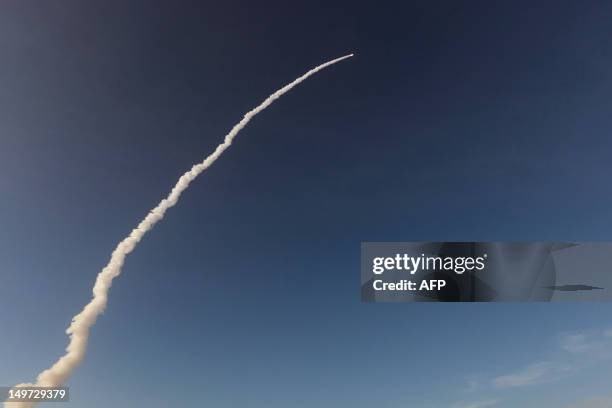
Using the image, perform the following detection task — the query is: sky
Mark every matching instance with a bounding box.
[1,1,612,407]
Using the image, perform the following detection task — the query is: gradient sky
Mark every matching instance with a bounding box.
[1,1,612,407]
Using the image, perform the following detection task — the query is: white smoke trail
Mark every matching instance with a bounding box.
[5,53,353,407]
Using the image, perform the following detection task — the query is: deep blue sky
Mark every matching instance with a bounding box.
[1,1,612,407]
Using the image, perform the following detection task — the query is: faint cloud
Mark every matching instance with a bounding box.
[465,379,483,393]
[564,396,612,408]
[452,399,500,408]
[560,333,596,353]
[560,330,612,356]
[488,330,612,391]
[459,328,611,404]
[492,362,552,388]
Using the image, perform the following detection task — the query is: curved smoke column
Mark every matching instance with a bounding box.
[6,53,353,407]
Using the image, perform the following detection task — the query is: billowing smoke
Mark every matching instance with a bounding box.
[5,54,353,407]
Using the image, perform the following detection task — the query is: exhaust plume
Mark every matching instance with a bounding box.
[6,53,353,407]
